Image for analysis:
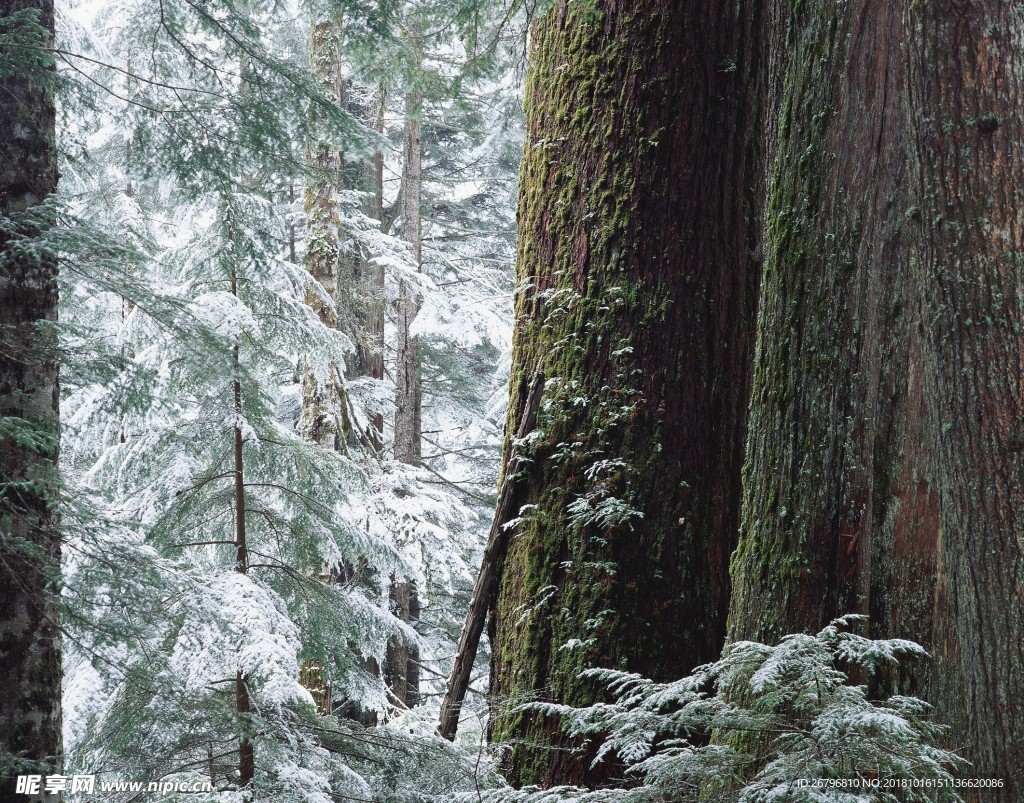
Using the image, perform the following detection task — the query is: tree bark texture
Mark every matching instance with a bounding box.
[726,0,1024,795]
[489,0,762,788]
[300,16,372,455]
[907,2,1024,793]
[387,59,424,707]
[0,0,61,789]
[304,16,344,333]
[727,0,931,648]
[384,581,420,710]
[306,11,381,370]
[393,88,423,466]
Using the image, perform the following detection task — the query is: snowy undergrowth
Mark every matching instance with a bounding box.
[464,616,966,803]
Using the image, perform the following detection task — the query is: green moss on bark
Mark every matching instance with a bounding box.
[489,0,763,788]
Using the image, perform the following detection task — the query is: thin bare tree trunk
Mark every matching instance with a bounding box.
[226,201,254,788]
[438,371,544,740]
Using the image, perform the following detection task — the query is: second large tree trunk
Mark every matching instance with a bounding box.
[908,2,1024,793]
[489,0,762,788]
[727,0,1024,796]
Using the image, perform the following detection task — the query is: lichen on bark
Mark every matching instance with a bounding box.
[489,0,763,787]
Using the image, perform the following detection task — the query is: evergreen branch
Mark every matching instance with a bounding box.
[416,460,493,504]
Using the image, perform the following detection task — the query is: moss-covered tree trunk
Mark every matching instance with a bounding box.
[727,0,932,647]
[489,0,762,788]
[0,0,61,789]
[304,15,345,333]
[727,0,1024,795]
[304,13,378,379]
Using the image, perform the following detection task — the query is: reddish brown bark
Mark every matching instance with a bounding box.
[908,2,1024,793]
[728,0,1024,796]
[489,0,763,787]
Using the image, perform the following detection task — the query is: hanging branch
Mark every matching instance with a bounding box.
[438,369,545,740]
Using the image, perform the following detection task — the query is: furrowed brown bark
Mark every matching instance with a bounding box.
[727,0,931,648]
[0,0,61,791]
[907,2,1024,794]
[727,0,1024,796]
[489,0,763,788]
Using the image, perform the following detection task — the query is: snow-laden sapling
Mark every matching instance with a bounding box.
[473,616,965,803]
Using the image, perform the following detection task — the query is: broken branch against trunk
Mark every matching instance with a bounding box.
[437,369,545,740]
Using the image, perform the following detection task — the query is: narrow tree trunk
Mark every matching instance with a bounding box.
[235,669,254,789]
[393,87,423,465]
[384,581,420,710]
[0,0,61,789]
[439,371,544,740]
[385,34,425,712]
[364,86,387,392]
[489,0,762,788]
[228,226,254,788]
[298,661,333,714]
[362,86,387,445]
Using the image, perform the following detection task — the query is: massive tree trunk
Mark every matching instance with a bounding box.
[907,2,1024,793]
[489,0,762,788]
[727,0,931,647]
[0,0,62,787]
[727,0,1024,795]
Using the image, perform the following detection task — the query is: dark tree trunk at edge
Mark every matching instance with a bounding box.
[0,0,61,791]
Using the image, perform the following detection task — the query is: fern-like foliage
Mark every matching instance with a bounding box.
[467,617,965,803]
